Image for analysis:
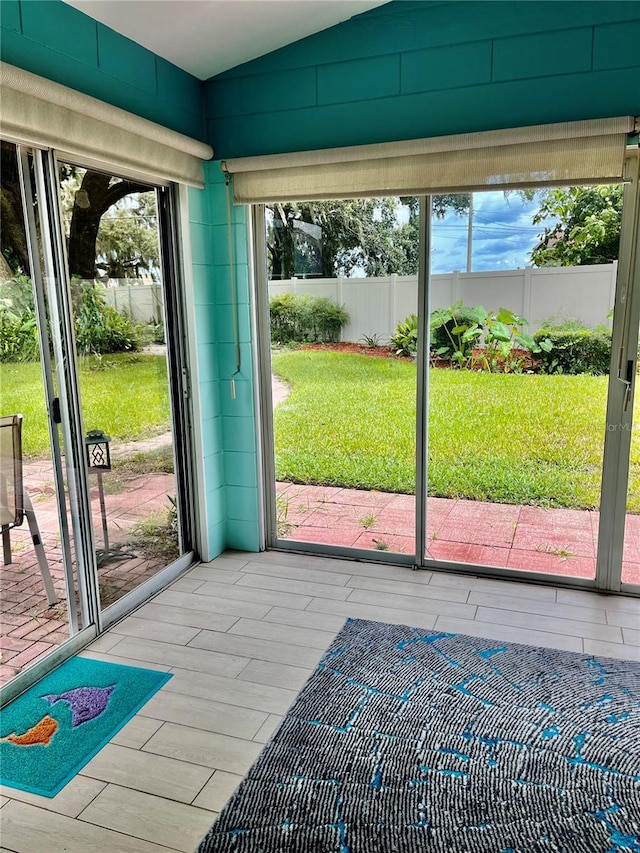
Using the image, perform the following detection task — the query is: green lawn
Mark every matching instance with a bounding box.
[1,354,170,457]
[272,350,640,511]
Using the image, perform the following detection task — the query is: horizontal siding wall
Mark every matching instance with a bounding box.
[0,0,204,139]
[204,0,640,157]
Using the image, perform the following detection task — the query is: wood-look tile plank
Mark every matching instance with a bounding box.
[346,588,476,620]
[143,722,262,775]
[606,610,640,630]
[347,575,469,603]
[228,617,337,651]
[468,591,607,624]
[110,716,163,749]
[427,571,479,590]
[188,630,324,669]
[202,555,252,572]
[306,597,438,630]
[85,633,123,653]
[556,588,640,612]
[78,784,216,853]
[154,589,270,620]
[583,638,640,661]
[253,714,282,744]
[80,744,212,804]
[108,617,201,645]
[78,651,173,671]
[133,603,238,632]
[239,560,352,586]
[138,690,267,739]
[475,606,623,643]
[262,607,346,634]
[434,615,584,653]
[236,572,351,601]
[0,777,106,819]
[182,566,246,584]
[194,582,312,611]
[236,659,314,691]
[463,576,557,601]
[0,800,176,853]
[167,577,205,594]
[192,770,242,813]
[622,626,640,646]
[99,636,248,677]
[164,668,298,715]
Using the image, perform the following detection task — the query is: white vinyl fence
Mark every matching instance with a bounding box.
[102,280,164,324]
[269,263,617,342]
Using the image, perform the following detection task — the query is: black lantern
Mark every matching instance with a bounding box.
[85,430,111,471]
[85,430,111,556]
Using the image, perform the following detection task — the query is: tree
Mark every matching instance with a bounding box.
[61,166,159,280]
[530,185,623,267]
[266,194,470,279]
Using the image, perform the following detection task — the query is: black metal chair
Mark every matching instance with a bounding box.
[0,414,58,606]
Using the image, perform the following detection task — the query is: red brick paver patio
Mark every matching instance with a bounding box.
[276,482,640,585]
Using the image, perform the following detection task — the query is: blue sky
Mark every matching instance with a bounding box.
[431,191,543,274]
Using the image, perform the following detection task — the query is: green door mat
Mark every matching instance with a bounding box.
[1,656,171,797]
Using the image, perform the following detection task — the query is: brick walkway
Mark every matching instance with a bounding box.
[276,482,640,584]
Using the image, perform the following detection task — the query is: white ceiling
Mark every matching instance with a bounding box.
[63,0,390,80]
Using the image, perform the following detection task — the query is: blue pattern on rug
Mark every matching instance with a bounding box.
[197,619,640,853]
[0,656,171,797]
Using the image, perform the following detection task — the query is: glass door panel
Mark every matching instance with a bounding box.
[622,320,640,587]
[266,197,417,557]
[423,187,620,582]
[58,163,183,609]
[0,141,81,684]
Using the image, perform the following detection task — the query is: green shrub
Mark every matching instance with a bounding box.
[533,327,612,375]
[73,283,140,355]
[390,313,418,357]
[0,306,39,362]
[269,292,348,344]
[0,275,39,362]
[430,302,486,365]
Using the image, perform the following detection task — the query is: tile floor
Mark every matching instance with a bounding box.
[1,549,640,852]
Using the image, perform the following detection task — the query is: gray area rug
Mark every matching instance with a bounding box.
[197,618,640,852]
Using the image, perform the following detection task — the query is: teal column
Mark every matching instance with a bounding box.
[192,162,260,555]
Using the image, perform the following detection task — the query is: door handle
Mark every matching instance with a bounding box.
[52,397,62,424]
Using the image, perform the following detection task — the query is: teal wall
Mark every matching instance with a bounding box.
[189,166,260,556]
[205,0,640,158]
[0,0,204,138]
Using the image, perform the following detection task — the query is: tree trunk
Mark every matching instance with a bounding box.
[67,172,148,279]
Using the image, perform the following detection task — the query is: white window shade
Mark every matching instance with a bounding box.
[224,118,636,203]
[0,62,213,187]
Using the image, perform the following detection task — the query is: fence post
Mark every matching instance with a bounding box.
[389,275,397,339]
[452,269,460,303]
[523,267,533,323]
[337,276,344,341]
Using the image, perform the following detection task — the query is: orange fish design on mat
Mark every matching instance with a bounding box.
[2,715,58,746]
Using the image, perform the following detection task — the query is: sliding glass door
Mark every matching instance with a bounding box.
[256,154,640,595]
[1,142,194,690]
[0,142,84,686]
[57,162,188,612]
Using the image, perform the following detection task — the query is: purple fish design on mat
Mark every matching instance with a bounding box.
[43,684,116,728]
